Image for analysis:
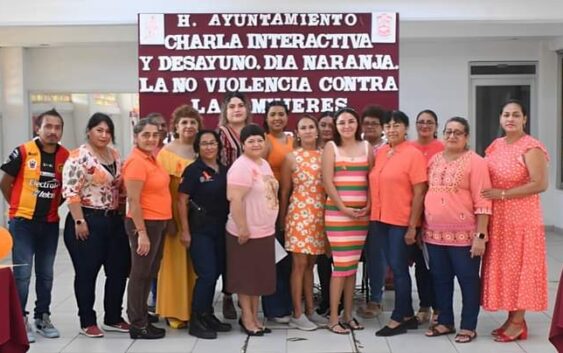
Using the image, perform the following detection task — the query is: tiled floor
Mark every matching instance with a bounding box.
[3,232,562,353]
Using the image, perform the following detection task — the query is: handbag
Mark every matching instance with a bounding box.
[188,199,208,231]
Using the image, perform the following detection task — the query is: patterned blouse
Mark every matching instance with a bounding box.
[62,144,123,210]
[218,125,243,168]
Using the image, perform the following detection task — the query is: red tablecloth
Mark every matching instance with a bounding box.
[550,269,563,352]
[0,267,29,353]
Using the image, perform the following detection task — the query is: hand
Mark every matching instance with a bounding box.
[470,238,486,258]
[137,232,151,256]
[180,229,191,249]
[481,188,503,200]
[166,219,178,235]
[404,227,417,246]
[237,225,251,245]
[356,206,370,217]
[75,222,90,241]
[342,207,363,219]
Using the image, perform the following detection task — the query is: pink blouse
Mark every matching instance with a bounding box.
[423,150,492,246]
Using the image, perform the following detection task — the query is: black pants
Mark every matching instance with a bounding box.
[63,210,131,328]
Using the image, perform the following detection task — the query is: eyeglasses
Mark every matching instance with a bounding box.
[416,121,436,126]
[200,141,218,147]
[443,130,466,137]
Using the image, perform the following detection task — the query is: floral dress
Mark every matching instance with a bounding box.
[284,148,326,255]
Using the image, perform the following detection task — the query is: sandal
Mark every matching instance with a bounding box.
[454,331,477,343]
[425,324,456,337]
[344,318,364,331]
[328,322,350,335]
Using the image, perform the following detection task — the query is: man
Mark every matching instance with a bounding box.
[0,109,69,343]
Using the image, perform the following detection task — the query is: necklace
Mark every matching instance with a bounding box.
[89,144,116,177]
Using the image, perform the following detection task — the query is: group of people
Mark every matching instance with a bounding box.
[0,93,549,345]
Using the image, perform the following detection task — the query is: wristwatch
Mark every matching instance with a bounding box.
[475,232,486,240]
[75,219,85,226]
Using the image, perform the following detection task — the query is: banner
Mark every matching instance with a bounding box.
[138,12,399,128]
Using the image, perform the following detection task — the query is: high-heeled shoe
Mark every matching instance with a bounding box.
[238,319,263,336]
[494,320,527,342]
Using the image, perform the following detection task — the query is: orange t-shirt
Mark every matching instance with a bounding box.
[411,139,444,162]
[123,147,172,220]
[369,142,428,226]
[266,133,294,181]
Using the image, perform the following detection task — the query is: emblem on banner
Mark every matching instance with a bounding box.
[139,14,165,45]
[371,12,397,43]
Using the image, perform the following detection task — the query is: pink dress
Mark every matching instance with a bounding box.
[482,135,549,311]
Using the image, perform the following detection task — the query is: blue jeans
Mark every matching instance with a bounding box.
[9,218,59,319]
[189,223,226,314]
[427,243,481,330]
[366,222,387,303]
[374,221,414,322]
[63,211,130,327]
[262,230,292,318]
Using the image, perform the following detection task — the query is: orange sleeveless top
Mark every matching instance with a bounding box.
[266,133,294,181]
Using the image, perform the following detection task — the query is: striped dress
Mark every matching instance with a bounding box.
[324,141,370,277]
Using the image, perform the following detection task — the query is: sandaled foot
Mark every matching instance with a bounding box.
[425,324,456,337]
[455,330,477,343]
[328,322,350,335]
[344,318,364,331]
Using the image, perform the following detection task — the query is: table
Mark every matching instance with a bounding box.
[0,267,29,353]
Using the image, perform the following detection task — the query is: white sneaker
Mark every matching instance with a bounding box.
[307,311,329,327]
[289,314,317,331]
[24,316,35,343]
[34,313,60,338]
[271,315,291,324]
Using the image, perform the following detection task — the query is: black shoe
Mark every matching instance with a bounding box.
[402,316,419,330]
[147,313,159,323]
[238,319,263,336]
[375,324,407,337]
[189,313,217,340]
[129,325,165,339]
[201,313,232,332]
[147,323,166,335]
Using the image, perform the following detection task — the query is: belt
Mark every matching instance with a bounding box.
[82,207,119,217]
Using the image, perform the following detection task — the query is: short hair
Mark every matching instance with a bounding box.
[193,129,223,155]
[219,91,252,126]
[500,99,528,117]
[416,109,439,138]
[384,110,410,128]
[263,100,290,133]
[133,116,160,135]
[171,104,202,138]
[240,123,265,144]
[444,116,470,135]
[86,112,115,143]
[361,105,386,122]
[35,108,64,128]
[333,107,362,146]
[319,111,335,119]
[145,112,164,120]
[294,114,320,148]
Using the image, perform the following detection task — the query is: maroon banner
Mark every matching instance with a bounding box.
[138,12,399,128]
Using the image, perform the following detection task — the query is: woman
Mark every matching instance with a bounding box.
[370,110,428,337]
[178,130,231,339]
[316,111,335,315]
[423,117,491,343]
[123,117,171,339]
[411,109,444,324]
[62,113,130,337]
[481,99,549,342]
[322,108,373,334]
[262,100,294,323]
[156,104,200,328]
[279,115,327,331]
[226,124,278,336]
[217,91,252,320]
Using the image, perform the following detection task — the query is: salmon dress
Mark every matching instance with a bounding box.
[482,135,549,311]
[155,148,197,322]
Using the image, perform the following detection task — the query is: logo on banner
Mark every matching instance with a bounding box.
[372,12,396,43]
[139,14,165,45]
